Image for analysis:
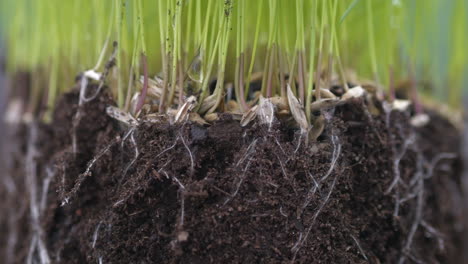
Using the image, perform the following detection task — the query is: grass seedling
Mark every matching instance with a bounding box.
[305,0,317,121]
[366,0,379,82]
[276,6,288,99]
[234,0,248,111]
[134,0,149,114]
[158,0,169,112]
[168,0,183,108]
[261,0,278,98]
[93,0,115,72]
[124,13,141,112]
[207,1,233,114]
[339,0,361,24]
[315,0,328,102]
[295,0,307,104]
[325,0,338,96]
[115,0,124,107]
[196,0,223,112]
[0,0,465,120]
[244,0,264,103]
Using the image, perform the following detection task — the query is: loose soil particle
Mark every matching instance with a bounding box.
[0,84,465,264]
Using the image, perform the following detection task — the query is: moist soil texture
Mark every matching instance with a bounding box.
[0,84,465,264]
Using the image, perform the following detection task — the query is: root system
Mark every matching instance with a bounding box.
[0,86,465,263]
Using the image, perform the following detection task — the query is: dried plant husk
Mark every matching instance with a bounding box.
[287,84,309,133]
[106,105,138,127]
[174,96,197,124]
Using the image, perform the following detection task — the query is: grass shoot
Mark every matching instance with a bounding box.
[0,0,466,118]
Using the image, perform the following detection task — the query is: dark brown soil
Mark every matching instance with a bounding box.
[0,84,465,263]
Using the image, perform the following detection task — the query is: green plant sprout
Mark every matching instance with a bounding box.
[0,0,466,117]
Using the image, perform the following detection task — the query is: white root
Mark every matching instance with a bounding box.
[73,46,117,154]
[404,252,424,264]
[179,192,186,228]
[399,152,457,264]
[150,136,183,189]
[172,176,186,190]
[321,135,342,182]
[78,74,92,104]
[156,137,179,158]
[398,188,423,264]
[113,168,186,210]
[381,121,455,262]
[179,133,195,175]
[26,123,51,264]
[300,172,321,215]
[395,152,423,217]
[292,115,342,260]
[92,221,103,249]
[398,153,424,264]
[121,129,139,180]
[276,153,288,179]
[385,133,415,194]
[290,232,303,253]
[160,169,187,234]
[362,102,383,141]
[59,165,67,203]
[161,170,186,190]
[26,235,38,264]
[424,153,457,180]
[382,101,393,129]
[279,206,288,217]
[294,133,303,154]
[40,167,55,214]
[112,199,125,207]
[274,137,287,156]
[31,221,50,264]
[394,187,401,217]
[121,127,135,145]
[72,76,89,154]
[157,158,174,174]
[421,220,445,251]
[383,102,415,218]
[81,44,117,104]
[81,139,115,176]
[291,172,339,262]
[224,158,253,206]
[398,190,418,204]
[350,235,369,261]
[62,139,117,206]
[236,139,257,167]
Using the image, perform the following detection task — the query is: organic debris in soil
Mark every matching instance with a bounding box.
[0,85,465,264]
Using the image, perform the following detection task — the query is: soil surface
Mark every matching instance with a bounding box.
[0,84,465,263]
